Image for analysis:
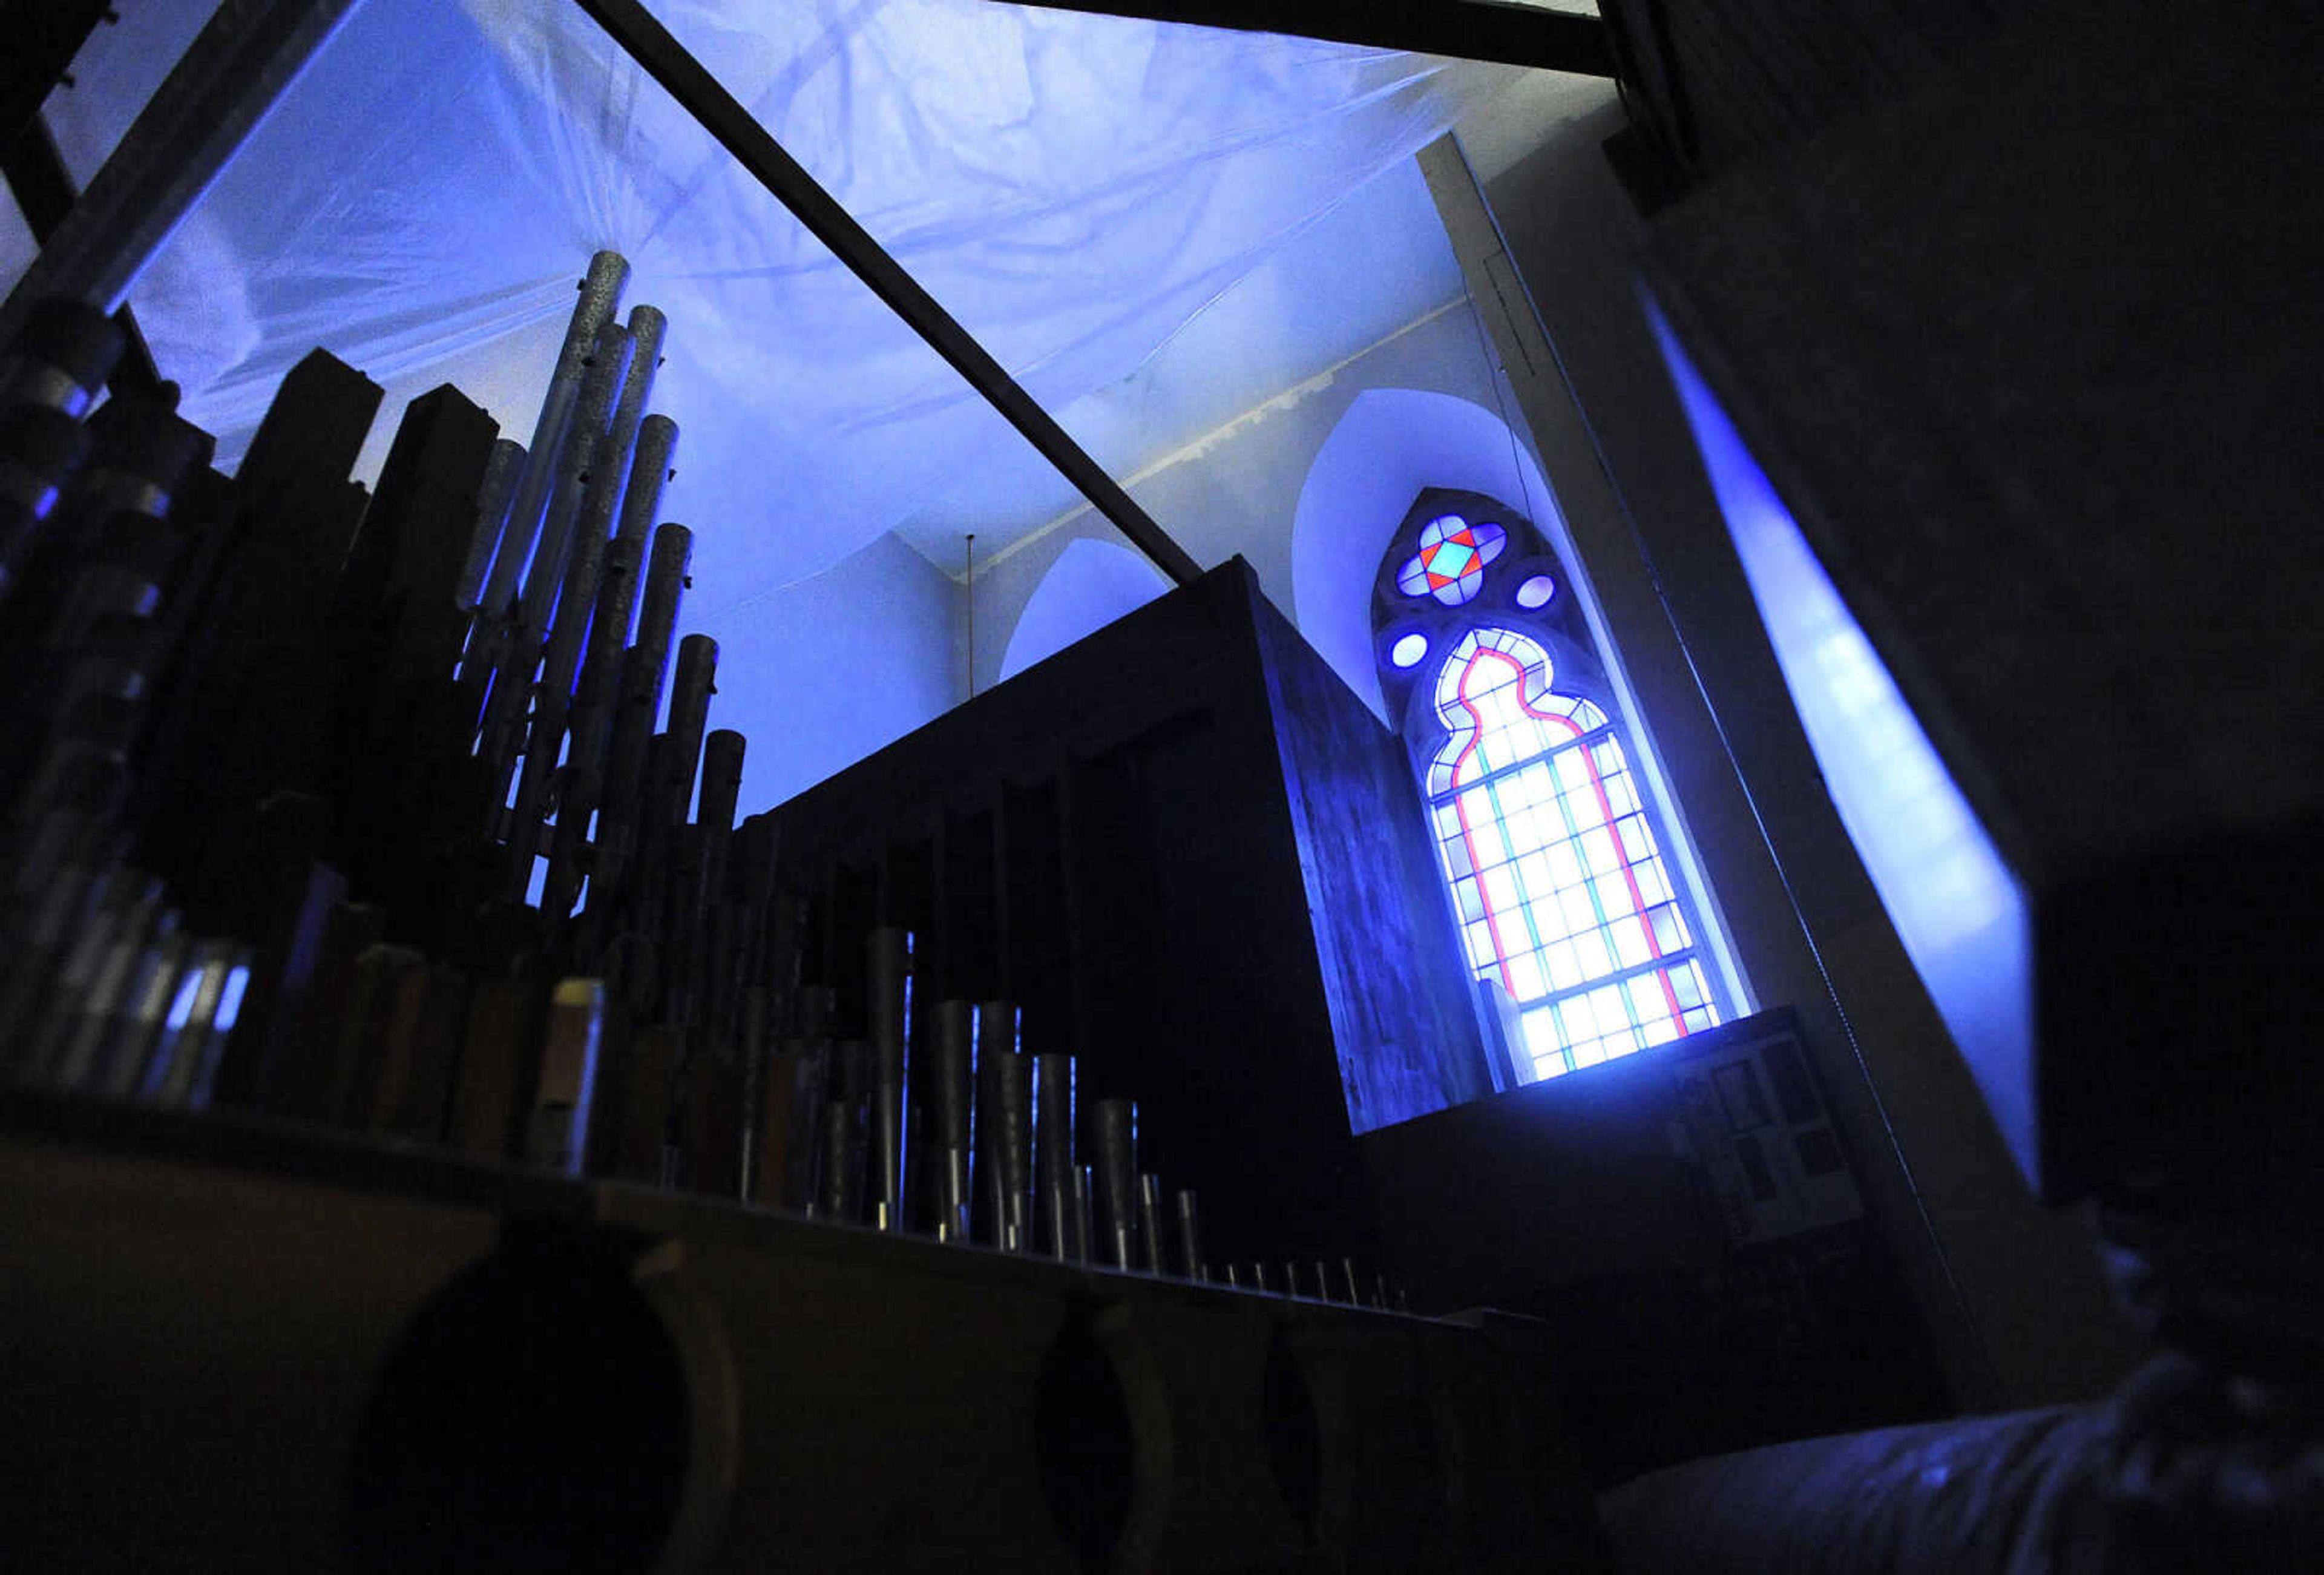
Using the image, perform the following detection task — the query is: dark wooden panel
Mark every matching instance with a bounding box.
[1249,590,1495,1131]
[1643,0,2324,1202]
[1598,0,2016,194]
[1363,1007,1950,1480]
[769,562,1488,1267]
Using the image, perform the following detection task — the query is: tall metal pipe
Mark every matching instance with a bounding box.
[475,322,633,812]
[452,438,525,614]
[527,978,605,1177]
[659,634,718,830]
[1032,1051,1075,1261]
[515,322,634,642]
[605,414,678,635]
[928,999,974,1241]
[1091,1097,1137,1272]
[787,984,836,1208]
[540,418,675,919]
[980,1025,1031,1252]
[603,524,692,832]
[865,927,910,1231]
[817,1096,862,1223]
[501,387,646,903]
[473,251,627,625]
[1174,1188,1204,1282]
[1135,1172,1166,1276]
[571,304,665,573]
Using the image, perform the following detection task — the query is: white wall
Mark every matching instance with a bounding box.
[968,300,1520,692]
[704,529,963,814]
[996,538,1172,683]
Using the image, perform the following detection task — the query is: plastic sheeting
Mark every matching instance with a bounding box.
[52,0,1515,608]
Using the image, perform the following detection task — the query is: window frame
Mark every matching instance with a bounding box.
[1371,486,1734,1083]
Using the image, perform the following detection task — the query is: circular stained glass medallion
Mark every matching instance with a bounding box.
[1395,515,1506,607]
[1515,573,1555,609]
[1390,632,1428,668]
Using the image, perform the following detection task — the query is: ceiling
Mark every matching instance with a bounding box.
[27,0,1536,609]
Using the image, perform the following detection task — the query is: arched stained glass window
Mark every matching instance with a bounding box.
[1375,487,1729,1082]
[1428,629,1718,1075]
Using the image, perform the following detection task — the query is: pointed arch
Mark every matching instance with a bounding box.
[1289,389,1554,720]
[999,536,1172,682]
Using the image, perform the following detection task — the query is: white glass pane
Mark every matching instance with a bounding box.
[1517,851,1553,895]
[1466,921,1498,969]
[1481,864,1521,915]
[1582,827,1619,873]
[1557,887,1598,934]
[1548,842,1586,889]
[1613,916,1652,968]
[1546,941,1584,990]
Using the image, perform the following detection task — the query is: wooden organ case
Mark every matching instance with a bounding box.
[0,284,1598,1569]
[767,557,1500,1275]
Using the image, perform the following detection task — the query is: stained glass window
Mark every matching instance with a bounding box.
[1426,628,1721,1079]
[1395,515,1507,607]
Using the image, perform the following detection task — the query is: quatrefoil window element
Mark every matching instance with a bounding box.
[1395,515,1506,606]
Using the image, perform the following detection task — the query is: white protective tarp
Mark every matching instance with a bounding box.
[51,0,1512,604]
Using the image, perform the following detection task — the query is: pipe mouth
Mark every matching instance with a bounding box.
[1264,1323,1325,1535]
[1036,1307,1139,1570]
[343,1221,719,1574]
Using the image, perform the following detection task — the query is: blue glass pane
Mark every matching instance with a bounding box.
[1428,541,1475,579]
[1390,631,1428,668]
[1515,573,1555,608]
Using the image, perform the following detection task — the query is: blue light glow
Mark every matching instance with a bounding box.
[1515,573,1555,610]
[1645,294,2041,1189]
[1390,632,1428,668]
[213,963,251,1033]
[162,968,203,1034]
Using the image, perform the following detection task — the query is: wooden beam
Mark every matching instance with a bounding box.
[576,0,1203,587]
[0,0,358,349]
[988,0,1617,74]
[0,116,161,393]
[0,0,116,150]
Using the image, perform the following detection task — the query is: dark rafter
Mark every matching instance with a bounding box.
[990,0,1615,75]
[577,0,1206,587]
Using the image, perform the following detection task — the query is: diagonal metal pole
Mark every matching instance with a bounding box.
[575,0,1203,588]
[0,0,359,350]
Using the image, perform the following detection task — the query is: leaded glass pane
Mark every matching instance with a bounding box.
[1423,626,1721,1080]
